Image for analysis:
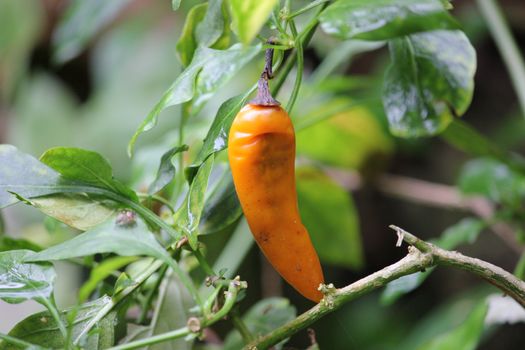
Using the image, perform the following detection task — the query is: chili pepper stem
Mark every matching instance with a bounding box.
[250,47,280,106]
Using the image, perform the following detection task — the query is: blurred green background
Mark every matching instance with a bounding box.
[1,0,525,348]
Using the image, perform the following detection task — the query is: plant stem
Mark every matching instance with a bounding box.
[109,327,191,350]
[108,278,246,350]
[244,226,525,350]
[476,0,525,118]
[246,249,432,349]
[286,0,330,19]
[231,308,255,343]
[285,20,303,114]
[193,247,215,276]
[74,259,164,344]
[137,264,169,324]
[40,296,67,340]
[137,193,175,213]
[271,2,329,96]
[0,332,40,349]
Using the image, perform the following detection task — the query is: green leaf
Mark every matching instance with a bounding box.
[441,120,525,176]
[113,272,133,295]
[176,4,208,67]
[418,301,488,350]
[228,0,278,45]
[148,145,188,195]
[296,167,363,269]
[27,193,119,231]
[174,157,214,249]
[381,218,484,304]
[0,297,119,349]
[26,211,171,264]
[381,269,434,305]
[320,0,459,41]
[78,256,137,302]
[458,158,525,207]
[128,44,260,155]
[297,105,393,169]
[149,271,195,350]
[186,94,249,182]
[383,30,476,137]
[196,0,230,49]
[0,145,64,208]
[40,147,137,202]
[0,145,164,233]
[223,298,296,350]
[52,0,131,63]
[200,168,242,234]
[0,237,42,253]
[437,218,484,250]
[177,1,231,67]
[0,250,55,304]
[172,0,181,11]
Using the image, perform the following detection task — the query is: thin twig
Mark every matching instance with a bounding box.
[244,226,525,350]
[390,225,525,308]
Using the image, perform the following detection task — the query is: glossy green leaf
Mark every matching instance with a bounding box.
[418,301,488,350]
[148,145,188,195]
[174,157,214,249]
[383,30,476,137]
[40,147,137,202]
[0,145,65,208]
[27,193,119,231]
[228,0,278,45]
[320,0,458,41]
[296,167,363,269]
[0,237,42,253]
[186,94,249,182]
[128,44,260,155]
[200,169,242,234]
[458,158,525,207]
[223,298,296,350]
[0,250,55,304]
[382,218,484,304]
[52,0,131,63]
[149,271,194,350]
[78,256,137,302]
[26,212,170,263]
[297,105,392,169]
[0,145,161,232]
[0,297,119,349]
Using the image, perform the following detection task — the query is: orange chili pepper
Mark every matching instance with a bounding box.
[228,50,324,302]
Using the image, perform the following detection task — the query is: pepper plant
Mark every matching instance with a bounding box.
[1,0,525,349]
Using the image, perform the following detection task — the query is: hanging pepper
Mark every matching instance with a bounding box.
[228,48,324,302]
